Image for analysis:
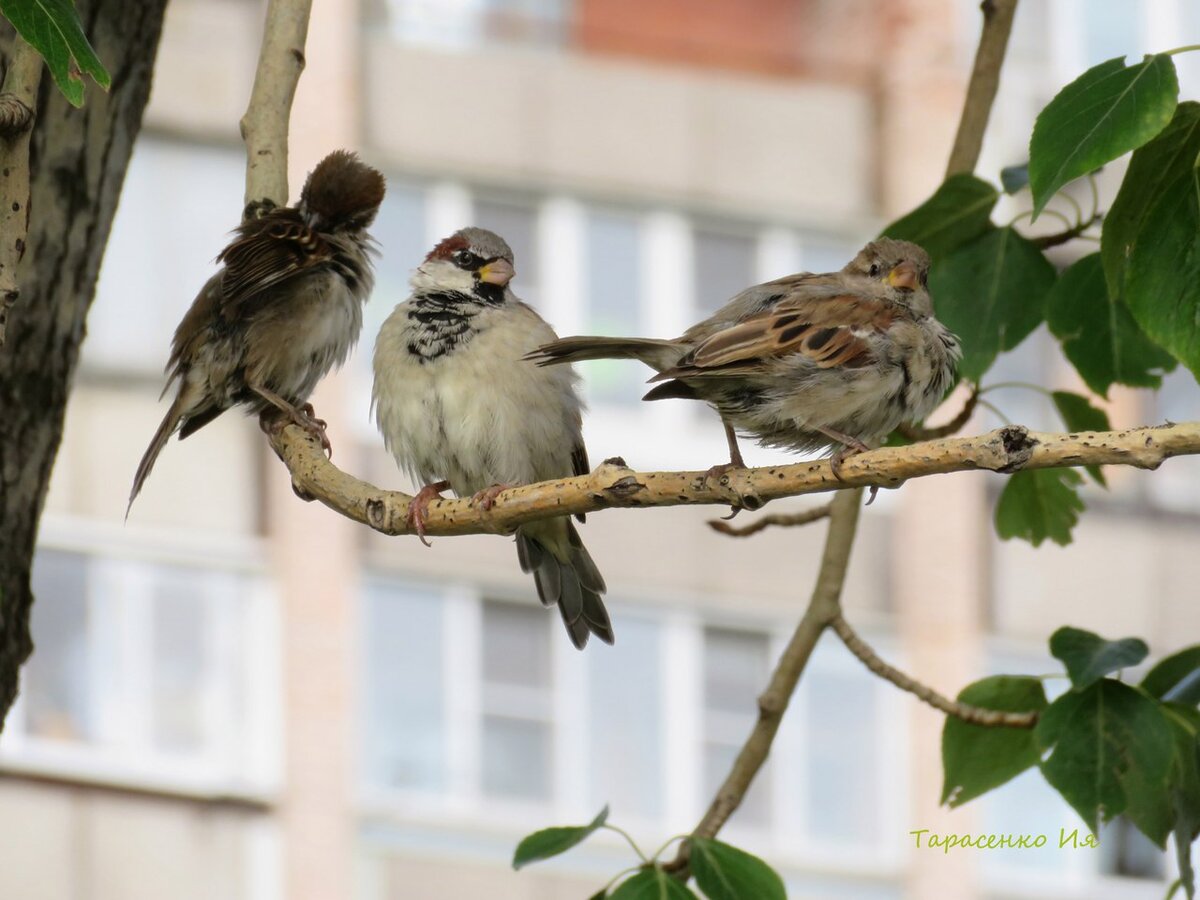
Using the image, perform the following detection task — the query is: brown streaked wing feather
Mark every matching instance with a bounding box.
[216,211,330,314]
[670,292,895,376]
[570,443,589,523]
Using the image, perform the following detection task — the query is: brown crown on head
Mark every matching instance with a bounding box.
[299,150,386,226]
[426,233,470,261]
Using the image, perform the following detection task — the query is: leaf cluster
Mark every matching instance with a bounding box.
[884,51,1199,547]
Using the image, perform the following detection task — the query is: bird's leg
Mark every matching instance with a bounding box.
[704,422,750,520]
[814,425,878,504]
[470,483,516,511]
[252,384,333,457]
[407,480,451,547]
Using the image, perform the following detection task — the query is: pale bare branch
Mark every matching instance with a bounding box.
[707,503,833,537]
[0,37,42,347]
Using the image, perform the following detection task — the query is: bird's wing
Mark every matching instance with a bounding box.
[658,284,897,379]
[216,210,331,316]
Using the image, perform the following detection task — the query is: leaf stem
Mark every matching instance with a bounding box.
[1163,44,1200,57]
[648,834,687,863]
[976,398,1014,425]
[1009,206,1074,232]
[602,824,649,863]
[979,381,1055,398]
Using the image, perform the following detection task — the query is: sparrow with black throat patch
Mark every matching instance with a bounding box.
[528,238,960,500]
[128,150,386,515]
[373,227,613,650]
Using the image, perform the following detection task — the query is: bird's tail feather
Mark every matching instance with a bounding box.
[516,520,613,650]
[127,396,186,518]
[525,336,682,373]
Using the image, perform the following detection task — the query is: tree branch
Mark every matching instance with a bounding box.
[662,488,863,877]
[898,388,979,441]
[0,36,42,348]
[266,421,1200,537]
[830,614,1038,728]
[945,0,1019,178]
[707,502,832,537]
[240,0,312,213]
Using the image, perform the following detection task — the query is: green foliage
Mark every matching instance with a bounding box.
[1036,679,1174,835]
[1143,647,1200,705]
[994,468,1085,547]
[1049,626,1149,689]
[0,0,110,107]
[1029,54,1179,216]
[1049,391,1111,485]
[1103,102,1200,381]
[881,173,999,258]
[688,838,785,900]
[608,869,699,899]
[512,806,609,869]
[929,227,1056,382]
[941,676,1048,806]
[1045,254,1176,398]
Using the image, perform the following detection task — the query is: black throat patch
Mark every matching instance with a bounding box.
[406,290,495,362]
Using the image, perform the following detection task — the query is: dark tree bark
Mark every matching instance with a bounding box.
[0,0,169,728]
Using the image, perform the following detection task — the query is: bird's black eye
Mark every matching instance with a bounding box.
[453,249,480,269]
[868,263,881,278]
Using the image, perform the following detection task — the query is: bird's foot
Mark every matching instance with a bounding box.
[470,483,515,511]
[407,481,450,547]
[828,439,878,505]
[297,403,332,458]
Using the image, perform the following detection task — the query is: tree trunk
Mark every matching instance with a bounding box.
[0,0,169,729]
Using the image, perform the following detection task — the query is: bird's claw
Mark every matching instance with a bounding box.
[299,403,332,458]
[407,482,447,547]
[828,441,878,505]
[470,483,514,511]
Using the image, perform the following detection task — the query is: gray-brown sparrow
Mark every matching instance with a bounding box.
[528,238,960,480]
[373,227,613,650]
[128,150,386,514]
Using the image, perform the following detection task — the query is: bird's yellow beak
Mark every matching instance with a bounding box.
[479,258,515,286]
[887,260,920,292]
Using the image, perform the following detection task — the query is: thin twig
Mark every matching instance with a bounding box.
[830,614,1038,728]
[945,0,1019,178]
[1031,214,1101,249]
[0,36,42,347]
[267,421,1200,538]
[240,0,313,214]
[665,489,864,876]
[898,388,980,441]
[707,503,832,537]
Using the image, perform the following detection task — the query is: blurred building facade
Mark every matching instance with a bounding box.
[1,1,1198,899]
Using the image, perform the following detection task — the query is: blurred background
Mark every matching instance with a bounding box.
[1,0,1198,898]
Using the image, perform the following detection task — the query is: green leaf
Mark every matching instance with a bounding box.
[930,227,1056,381]
[1029,54,1179,216]
[941,676,1048,807]
[994,468,1085,547]
[881,173,1000,259]
[1144,647,1200,705]
[1102,102,1200,380]
[1045,253,1176,398]
[1036,680,1175,834]
[1050,626,1149,690]
[688,838,786,900]
[512,806,608,870]
[1166,704,1200,894]
[608,868,699,900]
[0,0,111,107]
[1050,391,1111,485]
[1000,163,1030,195]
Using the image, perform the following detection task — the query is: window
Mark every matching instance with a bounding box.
[5,546,272,791]
[380,0,572,49]
[361,579,446,792]
[693,227,756,316]
[703,626,772,826]
[85,139,244,374]
[1082,0,1144,66]
[581,207,644,405]
[480,600,554,801]
[588,616,663,819]
[1147,368,1200,511]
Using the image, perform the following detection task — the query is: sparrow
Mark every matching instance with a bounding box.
[128,150,386,514]
[372,227,613,650]
[528,238,960,483]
